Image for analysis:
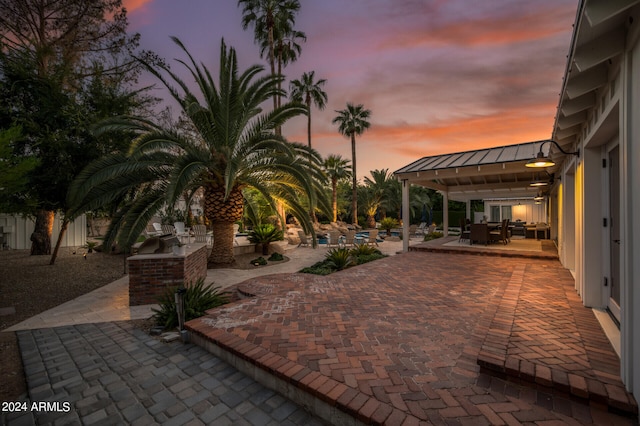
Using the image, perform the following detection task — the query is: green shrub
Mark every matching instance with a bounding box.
[84,241,99,253]
[424,231,444,241]
[152,278,229,329]
[300,246,385,275]
[250,256,268,265]
[268,252,284,261]
[350,244,381,257]
[354,253,386,265]
[299,264,334,275]
[248,224,284,255]
[379,217,399,236]
[325,247,355,271]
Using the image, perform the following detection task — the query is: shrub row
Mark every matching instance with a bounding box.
[300,245,386,275]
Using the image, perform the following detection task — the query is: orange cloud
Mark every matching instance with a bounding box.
[364,103,557,158]
[377,7,574,51]
[123,0,153,13]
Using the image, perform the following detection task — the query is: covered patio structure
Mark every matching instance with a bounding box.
[394,140,567,252]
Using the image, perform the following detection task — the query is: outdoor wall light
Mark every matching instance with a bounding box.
[525,140,579,168]
[530,172,553,187]
[529,179,549,187]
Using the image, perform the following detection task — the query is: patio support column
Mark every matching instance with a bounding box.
[466,200,471,221]
[402,179,410,252]
[442,190,449,237]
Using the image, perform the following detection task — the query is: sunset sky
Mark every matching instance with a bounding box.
[124,0,578,179]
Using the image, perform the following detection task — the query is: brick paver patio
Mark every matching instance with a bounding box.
[187,250,638,425]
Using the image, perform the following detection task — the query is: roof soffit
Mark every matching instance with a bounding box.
[584,0,640,27]
[564,64,608,99]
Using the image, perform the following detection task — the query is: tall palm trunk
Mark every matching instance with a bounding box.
[30,209,54,255]
[205,184,244,266]
[331,178,338,222]
[351,134,358,225]
[305,97,312,148]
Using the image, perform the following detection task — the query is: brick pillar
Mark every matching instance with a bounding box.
[128,244,208,306]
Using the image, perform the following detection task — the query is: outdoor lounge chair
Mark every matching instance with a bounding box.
[297,230,313,247]
[366,229,379,246]
[193,225,212,245]
[152,222,163,235]
[340,230,356,248]
[327,230,341,247]
[161,224,175,235]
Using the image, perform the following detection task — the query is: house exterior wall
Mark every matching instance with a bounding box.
[559,4,640,396]
[624,24,640,398]
[482,201,544,224]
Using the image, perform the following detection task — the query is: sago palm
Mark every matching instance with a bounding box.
[67,38,323,265]
[332,103,371,226]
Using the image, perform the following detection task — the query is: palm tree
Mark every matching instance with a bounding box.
[264,25,305,110]
[238,0,301,112]
[332,103,371,226]
[67,38,323,265]
[290,71,328,149]
[364,168,395,220]
[323,154,351,222]
[358,185,383,229]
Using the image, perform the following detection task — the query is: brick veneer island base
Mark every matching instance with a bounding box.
[128,243,208,306]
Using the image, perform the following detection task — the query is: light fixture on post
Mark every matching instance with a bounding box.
[525,140,579,168]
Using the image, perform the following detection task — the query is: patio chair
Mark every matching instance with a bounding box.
[297,230,313,247]
[490,219,508,245]
[193,225,212,245]
[327,230,341,247]
[366,229,379,246]
[161,224,175,235]
[152,222,163,235]
[340,230,356,248]
[144,224,160,238]
[470,223,489,245]
[459,218,470,243]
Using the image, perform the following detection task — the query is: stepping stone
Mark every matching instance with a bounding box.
[161,332,181,343]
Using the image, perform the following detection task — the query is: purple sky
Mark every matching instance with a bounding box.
[126,0,578,179]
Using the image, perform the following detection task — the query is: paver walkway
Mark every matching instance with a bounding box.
[188,251,638,425]
[3,321,327,426]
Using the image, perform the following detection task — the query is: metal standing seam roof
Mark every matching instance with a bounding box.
[394,140,551,174]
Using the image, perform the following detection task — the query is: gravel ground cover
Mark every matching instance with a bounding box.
[0,248,125,401]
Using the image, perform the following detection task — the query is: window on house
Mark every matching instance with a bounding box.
[490,206,500,222]
[501,205,512,222]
